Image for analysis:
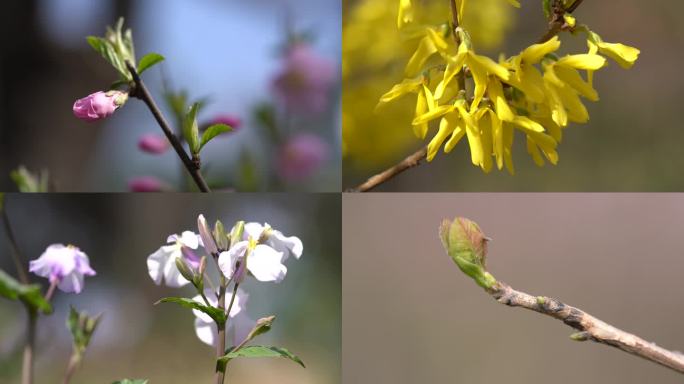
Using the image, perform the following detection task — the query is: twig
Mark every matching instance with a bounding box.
[21,311,36,384]
[345,0,588,192]
[484,281,684,374]
[125,60,211,193]
[347,146,427,192]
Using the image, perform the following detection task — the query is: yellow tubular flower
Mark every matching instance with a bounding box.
[587,31,640,69]
[466,47,510,109]
[398,0,413,29]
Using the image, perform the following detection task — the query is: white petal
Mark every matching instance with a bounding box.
[243,222,265,240]
[179,231,200,249]
[162,247,188,288]
[217,241,248,280]
[146,246,169,285]
[194,317,217,347]
[227,288,249,318]
[247,245,286,282]
[58,271,84,293]
[271,230,303,260]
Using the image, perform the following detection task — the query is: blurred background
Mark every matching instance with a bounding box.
[0,193,340,383]
[344,194,684,383]
[343,0,684,191]
[0,0,341,192]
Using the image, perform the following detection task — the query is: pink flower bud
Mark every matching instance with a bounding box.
[128,176,166,192]
[277,133,328,181]
[73,91,127,122]
[138,133,170,154]
[209,115,242,130]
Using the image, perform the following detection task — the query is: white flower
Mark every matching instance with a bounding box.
[192,288,255,347]
[244,222,303,261]
[218,240,287,283]
[29,244,96,294]
[147,231,202,288]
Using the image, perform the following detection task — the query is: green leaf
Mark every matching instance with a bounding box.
[199,124,232,151]
[217,345,305,373]
[10,166,48,193]
[137,53,165,74]
[542,0,552,19]
[112,380,148,384]
[67,306,101,355]
[0,270,52,314]
[183,103,201,154]
[155,297,226,324]
[86,36,129,80]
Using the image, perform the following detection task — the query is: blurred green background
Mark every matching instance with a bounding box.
[343,0,684,191]
[344,193,684,383]
[0,193,340,383]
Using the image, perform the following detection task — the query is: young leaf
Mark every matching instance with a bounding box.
[67,306,101,356]
[0,269,52,314]
[216,345,305,372]
[183,103,201,154]
[199,124,232,151]
[112,380,148,384]
[86,36,129,80]
[155,297,226,324]
[137,53,165,74]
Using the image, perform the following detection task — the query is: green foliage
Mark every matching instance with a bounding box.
[216,346,305,373]
[542,0,553,19]
[87,36,130,80]
[213,220,228,250]
[10,166,48,192]
[183,103,201,154]
[200,124,232,151]
[137,53,165,74]
[0,269,52,314]
[155,297,226,324]
[67,306,101,357]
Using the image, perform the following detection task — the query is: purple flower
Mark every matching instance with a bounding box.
[73,91,127,122]
[209,115,242,130]
[128,176,166,192]
[277,133,328,181]
[272,44,337,114]
[29,244,96,294]
[138,133,170,154]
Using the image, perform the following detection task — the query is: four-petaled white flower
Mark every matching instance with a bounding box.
[244,222,303,261]
[147,231,203,287]
[29,244,96,294]
[193,288,255,347]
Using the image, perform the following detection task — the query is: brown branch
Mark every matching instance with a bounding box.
[485,281,684,374]
[125,60,211,193]
[345,0,589,192]
[347,146,427,192]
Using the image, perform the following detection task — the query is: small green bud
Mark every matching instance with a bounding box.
[229,221,245,248]
[439,217,496,289]
[244,315,275,343]
[175,257,195,283]
[536,296,546,306]
[213,220,228,251]
[569,331,590,341]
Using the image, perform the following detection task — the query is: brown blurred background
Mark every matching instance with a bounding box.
[343,0,684,191]
[0,193,340,383]
[343,194,684,383]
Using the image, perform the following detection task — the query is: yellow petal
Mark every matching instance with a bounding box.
[527,137,545,167]
[378,77,423,104]
[521,36,561,64]
[557,54,607,70]
[511,116,545,133]
[597,42,640,69]
[397,0,413,29]
[506,64,545,103]
[468,58,488,110]
[413,89,429,139]
[478,112,494,173]
[405,36,437,77]
[426,27,449,53]
[486,77,514,122]
[556,85,589,123]
[554,65,598,101]
[434,52,467,99]
[412,104,455,125]
[427,116,455,161]
[507,0,521,7]
[503,124,515,174]
[468,52,510,80]
[457,105,483,166]
[444,114,466,153]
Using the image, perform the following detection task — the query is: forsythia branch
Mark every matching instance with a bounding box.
[347,146,427,192]
[486,281,684,374]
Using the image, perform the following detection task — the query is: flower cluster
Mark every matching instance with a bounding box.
[379,0,639,173]
[147,214,302,347]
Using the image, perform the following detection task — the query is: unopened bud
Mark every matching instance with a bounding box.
[229,221,245,248]
[439,217,497,289]
[198,214,218,255]
[245,315,276,342]
[213,220,228,250]
[175,257,195,283]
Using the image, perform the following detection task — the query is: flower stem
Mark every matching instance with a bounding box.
[2,204,29,284]
[61,354,80,384]
[21,310,36,384]
[45,279,58,302]
[124,60,211,193]
[215,277,227,384]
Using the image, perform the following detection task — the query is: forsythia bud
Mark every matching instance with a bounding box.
[439,217,497,289]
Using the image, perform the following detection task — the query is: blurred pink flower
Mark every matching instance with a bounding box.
[128,176,166,192]
[73,91,127,122]
[29,244,96,294]
[138,133,170,154]
[272,44,337,114]
[277,133,328,181]
[209,115,242,130]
